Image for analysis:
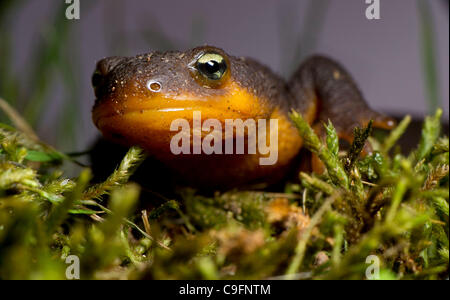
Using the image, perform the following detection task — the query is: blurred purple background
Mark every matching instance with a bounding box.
[5,0,449,150]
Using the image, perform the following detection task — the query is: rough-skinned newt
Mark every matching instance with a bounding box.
[92,46,395,187]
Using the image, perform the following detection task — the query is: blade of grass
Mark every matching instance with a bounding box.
[0,97,39,141]
[382,115,411,153]
[417,0,441,114]
[286,196,335,276]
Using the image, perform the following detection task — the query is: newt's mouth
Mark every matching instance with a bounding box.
[92,93,269,154]
[92,100,258,129]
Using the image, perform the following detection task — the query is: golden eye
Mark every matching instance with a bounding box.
[196,53,228,81]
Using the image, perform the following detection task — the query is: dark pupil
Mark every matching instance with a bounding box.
[198,60,226,80]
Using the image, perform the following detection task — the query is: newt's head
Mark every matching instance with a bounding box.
[92,46,281,154]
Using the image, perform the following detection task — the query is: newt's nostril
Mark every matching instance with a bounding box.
[92,71,103,88]
[147,80,162,92]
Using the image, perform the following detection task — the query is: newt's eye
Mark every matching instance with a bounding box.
[196,53,228,81]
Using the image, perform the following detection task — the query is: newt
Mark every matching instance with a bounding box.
[92,46,395,187]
